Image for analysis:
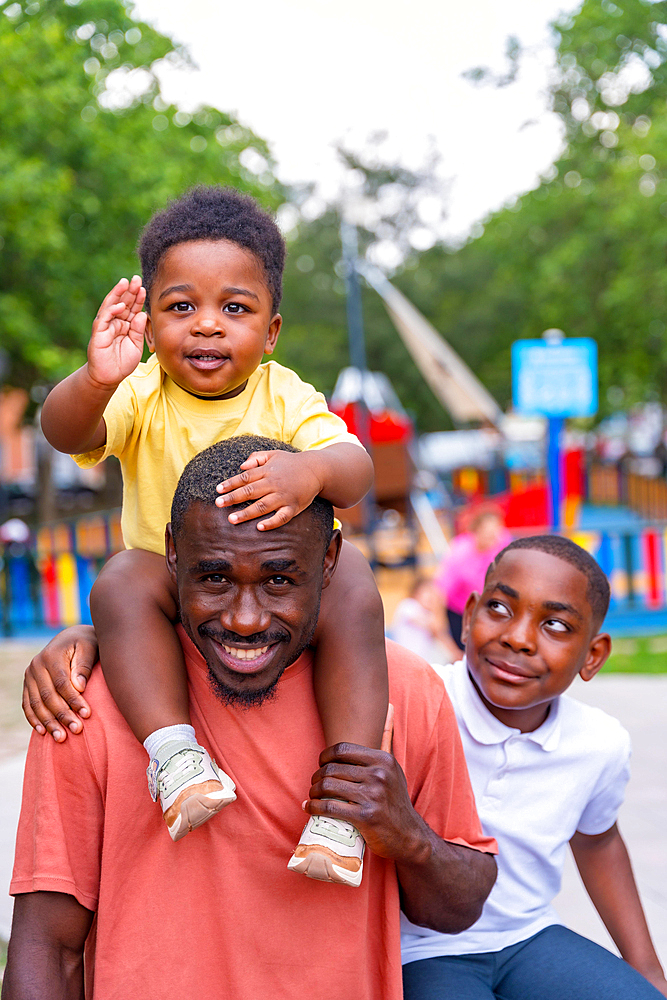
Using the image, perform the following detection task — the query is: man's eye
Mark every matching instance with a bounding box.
[203,573,226,583]
[269,575,291,585]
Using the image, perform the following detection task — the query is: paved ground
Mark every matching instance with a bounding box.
[0,640,665,968]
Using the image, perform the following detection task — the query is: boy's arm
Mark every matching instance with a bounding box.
[2,892,93,1000]
[41,277,146,454]
[570,824,667,995]
[216,443,374,530]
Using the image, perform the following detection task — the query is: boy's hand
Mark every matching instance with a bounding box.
[215,449,324,530]
[23,626,97,741]
[87,276,147,389]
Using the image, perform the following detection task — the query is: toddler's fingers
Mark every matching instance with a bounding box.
[256,506,298,531]
[215,467,265,498]
[239,451,271,471]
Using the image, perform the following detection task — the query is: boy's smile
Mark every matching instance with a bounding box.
[463,548,611,732]
[145,239,281,399]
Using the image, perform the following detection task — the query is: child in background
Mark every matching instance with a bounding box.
[27,187,388,887]
[390,577,459,663]
[402,535,667,999]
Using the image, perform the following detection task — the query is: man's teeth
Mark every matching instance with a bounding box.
[222,644,269,661]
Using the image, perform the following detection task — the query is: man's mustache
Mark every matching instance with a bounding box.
[198,624,291,647]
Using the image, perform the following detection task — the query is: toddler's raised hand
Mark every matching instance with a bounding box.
[215,449,324,530]
[87,276,147,389]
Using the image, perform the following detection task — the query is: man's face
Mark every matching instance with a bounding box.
[166,501,340,705]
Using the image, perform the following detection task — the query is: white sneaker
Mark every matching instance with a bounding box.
[147,740,236,842]
[287,813,365,886]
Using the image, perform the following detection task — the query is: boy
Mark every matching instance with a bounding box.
[401,535,667,999]
[29,186,388,885]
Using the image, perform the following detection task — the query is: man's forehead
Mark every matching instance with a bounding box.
[176,500,321,561]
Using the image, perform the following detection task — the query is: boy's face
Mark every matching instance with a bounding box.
[462,548,611,732]
[145,239,281,399]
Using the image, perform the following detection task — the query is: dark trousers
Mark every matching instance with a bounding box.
[402,925,663,1000]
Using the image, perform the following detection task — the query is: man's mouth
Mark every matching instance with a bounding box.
[209,637,282,675]
[186,351,229,371]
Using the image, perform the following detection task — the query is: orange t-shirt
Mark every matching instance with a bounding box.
[11,634,496,1000]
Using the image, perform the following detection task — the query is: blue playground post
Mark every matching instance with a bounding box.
[547,416,563,531]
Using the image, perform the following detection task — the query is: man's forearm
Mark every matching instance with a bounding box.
[396,813,497,933]
[2,946,85,1000]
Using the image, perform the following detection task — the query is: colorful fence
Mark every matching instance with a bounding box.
[566,524,667,632]
[0,510,122,635]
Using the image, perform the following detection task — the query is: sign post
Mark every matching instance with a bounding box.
[512,332,598,530]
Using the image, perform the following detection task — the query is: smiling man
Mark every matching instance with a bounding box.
[4,436,497,1000]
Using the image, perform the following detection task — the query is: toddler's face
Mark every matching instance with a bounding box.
[462,549,610,730]
[145,238,281,399]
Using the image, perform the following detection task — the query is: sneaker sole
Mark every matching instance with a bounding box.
[287,849,363,887]
[166,783,237,842]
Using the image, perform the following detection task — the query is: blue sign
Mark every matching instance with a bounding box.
[512,338,598,418]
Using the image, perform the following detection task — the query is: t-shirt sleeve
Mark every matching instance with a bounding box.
[390,647,497,855]
[10,724,104,912]
[576,726,632,836]
[71,376,137,469]
[286,383,364,453]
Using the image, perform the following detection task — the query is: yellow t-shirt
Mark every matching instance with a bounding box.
[73,356,361,554]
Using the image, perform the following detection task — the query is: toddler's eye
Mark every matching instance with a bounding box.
[170,301,192,312]
[224,302,247,314]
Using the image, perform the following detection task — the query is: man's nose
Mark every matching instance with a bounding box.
[219,588,271,636]
[500,614,537,653]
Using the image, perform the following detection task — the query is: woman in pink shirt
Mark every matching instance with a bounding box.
[435,508,512,649]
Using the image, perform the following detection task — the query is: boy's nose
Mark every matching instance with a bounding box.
[500,616,537,653]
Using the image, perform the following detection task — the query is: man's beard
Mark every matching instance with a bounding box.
[197,598,321,709]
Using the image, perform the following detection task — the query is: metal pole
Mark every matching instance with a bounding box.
[547,416,563,531]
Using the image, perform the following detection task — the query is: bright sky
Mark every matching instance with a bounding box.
[132,0,577,241]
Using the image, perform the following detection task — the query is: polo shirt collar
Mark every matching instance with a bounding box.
[456,657,561,752]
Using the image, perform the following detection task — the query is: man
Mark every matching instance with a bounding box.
[4,437,497,1000]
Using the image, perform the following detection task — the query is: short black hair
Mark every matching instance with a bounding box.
[138,186,285,314]
[170,435,334,550]
[490,534,610,628]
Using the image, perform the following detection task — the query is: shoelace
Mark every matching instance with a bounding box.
[313,815,356,838]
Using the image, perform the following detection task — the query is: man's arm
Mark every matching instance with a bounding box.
[571,825,667,996]
[2,892,94,1000]
[305,743,497,933]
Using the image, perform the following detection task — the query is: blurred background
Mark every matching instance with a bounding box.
[1,0,667,970]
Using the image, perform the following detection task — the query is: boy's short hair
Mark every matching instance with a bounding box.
[138,186,285,314]
[490,535,611,628]
[170,435,334,552]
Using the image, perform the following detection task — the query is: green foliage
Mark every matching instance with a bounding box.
[0,0,280,390]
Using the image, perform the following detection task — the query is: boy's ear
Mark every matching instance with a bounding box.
[580,632,612,682]
[145,314,156,353]
[263,314,282,356]
[461,590,481,645]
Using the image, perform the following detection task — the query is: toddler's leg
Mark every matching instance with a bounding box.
[91,550,236,840]
[288,540,388,886]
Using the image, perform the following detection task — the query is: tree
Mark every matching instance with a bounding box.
[0,0,281,392]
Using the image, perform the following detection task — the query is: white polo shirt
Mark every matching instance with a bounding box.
[401,659,631,962]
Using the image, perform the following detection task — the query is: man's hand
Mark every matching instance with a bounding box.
[215,449,324,530]
[304,732,431,864]
[87,276,147,390]
[22,626,97,741]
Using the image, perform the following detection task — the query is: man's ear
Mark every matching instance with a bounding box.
[461,590,481,645]
[165,524,178,585]
[580,632,612,682]
[263,314,282,356]
[145,313,156,353]
[321,528,343,590]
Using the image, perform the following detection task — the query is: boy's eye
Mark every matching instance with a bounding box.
[545,618,569,633]
[487,599,510,617]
